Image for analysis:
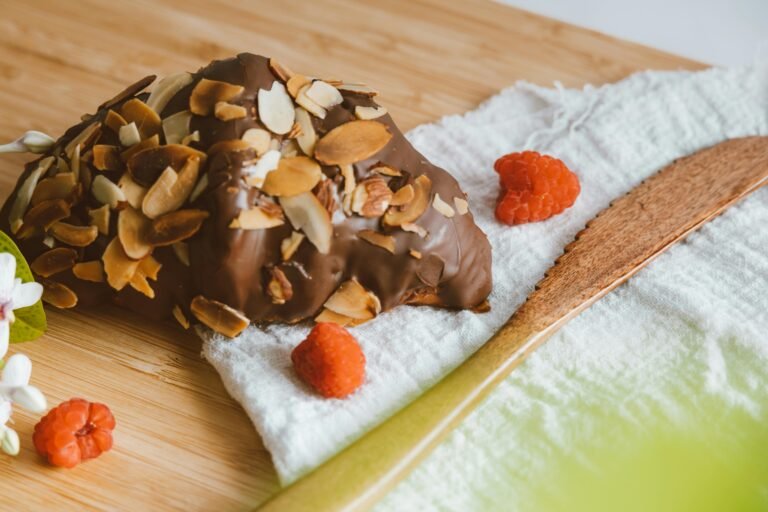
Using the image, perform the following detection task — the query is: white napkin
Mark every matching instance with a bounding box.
[201,63,768,485]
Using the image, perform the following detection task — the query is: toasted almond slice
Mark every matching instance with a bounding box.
[182,130,200,146]
[293,107,317,156]
[70,144,82,182]
[370,163,401,177]
[139,254,162,280]
[262,156,322,197]
[336,83,378,97]
[30,248,77,277]
[268,58,294,82]
[357,230,395,254]
[30,173,77,206]
[162,110,192,145]
[355,105,387,120]
[340,163,356,215]
[266,267,293,305]
[190,295,249,338]
[243,150,281,188]
[21,199,70,232]
[280,231,305,260]
[323,279,381,320]
[64,122,101,159]
[214,101,247,121]
[241,128,272,156]
[99,75,155,110]
[305,80,343,109]
[314,308,355,326]
[117,206,152,259]
[49,222,98,247]
[127,144,206,187]
[390,184,415,206]
[9,156,53,233]
[72,261,104,282]
[120,134,160,164]
[258,81,295,135]
[92,145,122,172]
[104,110,128,134]
[401,222,428,238]
[279,192,332,254]
[295,84,327,119]
[146,209,209,246]
[42,236,55,248]
[286,75,311,98]
[142,156,200,219]
[119,122,142,147]
[409,249,422,259]
[315,120,392,165]
[172,242,190,266]
[118,173,147,209]
[189,173,209,203]
[88,205,111,235]
[129,255,162,298]
[190,78,244,116]
[383,175,431,227]
[92,175,126,208]
[130,271,155,298]
[351,177,392,217]
[454,197,469,215]
[103,237,140,290]
[229,205,285,230]
[432,193,455,218]
[120,98,161,139]
[41,279,78,309]
[172,305,190,329]
[147,72,194,114]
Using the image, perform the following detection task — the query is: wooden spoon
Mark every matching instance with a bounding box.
[260,137,768,511]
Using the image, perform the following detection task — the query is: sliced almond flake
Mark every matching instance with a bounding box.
[42,236,55,248]
[120,98,162,139]
[92,175,127,208]
[370,164,401,177]
[357,230,395,254]
[129,271,155,298]
[119,122,141,147]
[130,255,161,298]
[314,120,392,165]
[214,101,247,121]
[182,130,200,146]
[339,163,356,215]
[172,305,190,329]
[49,222,98,247]
[304,80,343,109]
[390,184,415,206]
[118,173,147,210]
[99,75,155,110]
[172,242,190,267]
[323,279,381,321]
[409,249,422,259]
[104,110,128,134]
[432,193,456,218]
[30,247,77,278]
[280,231,305,260]
[64,122,101,159]
[314,308,355,326]
[30,172,77,207]
[279,192,332,254]
[72,261,104,283]
[190,295,249,338]
[138,254,162,281]
[401,222,428,238]
[454,197,469,215]
[295,84,327,119]
[88,205,111,235]
[92,145,122,172]
[294,107,317,156]
[127,144,206,186]
[243,149,281,188]
[229,205,285,230]
[145,209,209,247]
[258,81,296,135]
[142,156,200,219]
[189,173,209,203]
[41,279,78,309]
[355,105,387,120]
[8,156,53,234]
[162,110,192,145]
[280,139,300,158]
[189,78,244,116]
[70,144,81,182]
[286,75,311,98]
[336,83,379,96]
[56,156,70,175]
[241,128,272,156]
[383,175,432,227]
[103,237,140,291]
[117,206,153,259]
[268,58,294,82]
[262,156,321,197]
[120,134,159,163]
[147,72,194,114]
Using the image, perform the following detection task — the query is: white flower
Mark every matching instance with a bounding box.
[0,130,56,154]
[0,252,43,360]
[0,353,47,456]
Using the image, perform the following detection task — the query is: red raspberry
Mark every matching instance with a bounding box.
[292,323,366,398]
[33,398,116,468]
[493,151,580,225]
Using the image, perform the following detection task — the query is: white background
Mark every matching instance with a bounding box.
[499,0,768,66]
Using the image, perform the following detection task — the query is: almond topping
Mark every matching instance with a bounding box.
[357,230,395,254]
[182,130,200,146]
[286,75,312,98]
[294,107,317,156]
[295,84,327,118]
[189,173,209,203]
[172,305,190,329]
[262,156,322,197]
[173,242,190,266]
[401,222,428,238]
[241,128,272,156]
[41,280,78,309]
[280,231,305,260]
[92,145,122,172]
[49,222,98,247]
[127,144,206,187]
[229,205,285,230]
[370,163,402,177]
[64,122,101,159]
[383,175,431,227]
[432,193,455,218]
[258,81,296,135]
[88,205,111,235]
[190,295,249,338]
[138,254,162,280]
[99,75,155,111]
[120,98,162,139]
[454,197,469,215]
[20,199,70,235]
[147,72,194,114]
[304,80,343,109]
[314,120,392,165]
[103,237,140,291]
[323,279,381,321]
[267,267,293,305]
[268,58,294,82]
[336,83,379,97]
[72,261,104,282]
[279,192,333,254]
[355,105,388,120]
[314,308,358,327]
[130,255,162,298]
[31,173,77,206]
[30,248,77,278]
[351,177,392,217]
[104,110,128,134]
[118,173,147,209]
[120,134,160,163]
[409,249,422,259]
[243,150,281,188]
[162,110,192,145]
[214,101,247,121]
[390,184,415,206]
[8,156,52,234]
[287,122,302,140]
[190,78,244,116]
[117,206,152,259]
[92,175,126,208]
[119,122,142,147]
[42,236,55,248]
[142,156,200,219]
[145,209,209,246]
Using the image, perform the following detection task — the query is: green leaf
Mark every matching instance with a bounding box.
[0,231,47,343]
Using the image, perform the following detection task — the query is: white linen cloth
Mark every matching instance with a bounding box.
[201,63,768,487]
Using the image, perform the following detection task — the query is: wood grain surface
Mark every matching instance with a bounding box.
[0,1,699,510]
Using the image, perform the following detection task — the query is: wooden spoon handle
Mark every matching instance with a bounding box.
[259,137,768,511]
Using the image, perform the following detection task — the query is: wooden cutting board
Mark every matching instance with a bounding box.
[0,1,700,510]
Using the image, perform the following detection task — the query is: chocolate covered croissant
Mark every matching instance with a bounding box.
[0,53,492,337]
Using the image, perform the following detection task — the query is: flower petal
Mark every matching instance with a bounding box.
[12,281,43,310]
[0,321,8,360]
[0,253,15,300]
[10,385,46,413]
[0,400,11,425]
[2,353,31,386]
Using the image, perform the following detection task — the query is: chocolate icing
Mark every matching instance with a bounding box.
[0,53,492,330]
